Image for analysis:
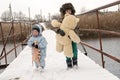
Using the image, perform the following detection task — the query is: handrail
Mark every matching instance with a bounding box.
[80,41,120,63]
[80,29,120,36]
[78,0,120,68]
[0,21,32,68]
[0,35,31,60]
[77,0,120,15]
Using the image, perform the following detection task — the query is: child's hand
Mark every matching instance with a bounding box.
[32,43,38,49]
[32,44,38,49]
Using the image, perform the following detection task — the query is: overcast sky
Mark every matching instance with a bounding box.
[0,0,119,19]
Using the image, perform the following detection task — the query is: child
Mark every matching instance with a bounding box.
[60,3,79,69]
[27,24,47,72]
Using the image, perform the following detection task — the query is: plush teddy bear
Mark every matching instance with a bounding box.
[51,13,80,57]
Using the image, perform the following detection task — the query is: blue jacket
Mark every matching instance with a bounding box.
[27,36,47,50]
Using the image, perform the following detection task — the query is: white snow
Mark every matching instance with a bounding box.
[0,30,120,80]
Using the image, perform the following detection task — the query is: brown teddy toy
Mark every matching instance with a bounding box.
[32,41,41,67]
[51,13,80,57]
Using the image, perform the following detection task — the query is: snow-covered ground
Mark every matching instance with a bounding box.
[0,30,119,80]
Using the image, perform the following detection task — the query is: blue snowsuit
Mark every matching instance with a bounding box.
[27,24,47,68]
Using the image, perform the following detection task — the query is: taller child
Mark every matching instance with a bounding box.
[51,3,80,69]
[60,3,80,69]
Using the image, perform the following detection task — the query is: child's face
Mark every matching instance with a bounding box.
[65,9,72,14]
[32,30,39,36]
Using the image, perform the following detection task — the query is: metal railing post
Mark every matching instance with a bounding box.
[19,22,24,50]
[12,21,17,58]
[0,22,7,65]
[96,10,105,68]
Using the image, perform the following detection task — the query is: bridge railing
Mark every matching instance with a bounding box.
[77,0,120,68]
[0,21,32,68]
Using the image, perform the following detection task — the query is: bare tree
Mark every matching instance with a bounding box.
[51,13,60,21]
[1,10,11,21]
[13,11,26,20]
[17,11,26,20]
[13,12,18,20]
[1,10,27,21]
[34,14,42,22]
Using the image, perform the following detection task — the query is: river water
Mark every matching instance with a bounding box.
[0,37,120,78]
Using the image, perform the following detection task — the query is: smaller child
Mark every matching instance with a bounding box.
[27,24,47,72]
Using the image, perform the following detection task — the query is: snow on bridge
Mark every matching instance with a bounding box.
[0,30,119,80]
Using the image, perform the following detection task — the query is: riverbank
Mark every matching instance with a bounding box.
[45,11,120,38]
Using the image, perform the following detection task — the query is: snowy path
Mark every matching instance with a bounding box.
[0,30,119,80]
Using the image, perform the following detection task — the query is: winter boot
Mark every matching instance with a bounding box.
[66,60,73,70]
[38,66,43,72]
[72,58,78,69]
